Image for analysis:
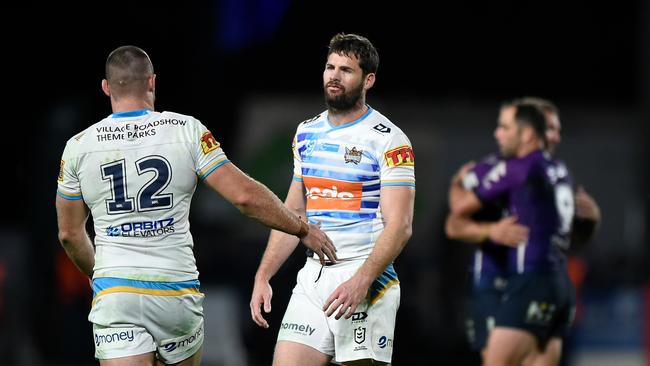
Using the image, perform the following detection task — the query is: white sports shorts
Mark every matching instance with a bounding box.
[89,277,204,364]
[278,258,400,363]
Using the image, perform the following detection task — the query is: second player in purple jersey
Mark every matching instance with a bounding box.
[474,150,574,275]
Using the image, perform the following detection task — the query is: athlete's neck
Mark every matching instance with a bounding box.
[328,102,368,127]
[111,97,155,114]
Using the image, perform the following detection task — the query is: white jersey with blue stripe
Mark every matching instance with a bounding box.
[292,106,415,260]
[57,109,229,282]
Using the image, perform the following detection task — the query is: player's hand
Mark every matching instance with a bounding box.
[490,216,529,247]
[250,277,273,328]
[575,186,601,222]
[323,274,369,320]
[301,223,337,265]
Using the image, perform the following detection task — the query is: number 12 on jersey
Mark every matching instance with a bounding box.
[101,156,173,215]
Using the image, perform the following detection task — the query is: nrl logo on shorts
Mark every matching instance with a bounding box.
[344,147,363,164]
[354,326,366,344]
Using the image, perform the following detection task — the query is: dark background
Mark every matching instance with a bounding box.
[1,2,648,365]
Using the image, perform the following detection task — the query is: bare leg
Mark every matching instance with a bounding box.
[342,359,389,365]
[522,337,562,366]
[272,340,332,366]
[100,352,156,366]
[484,327,536,366]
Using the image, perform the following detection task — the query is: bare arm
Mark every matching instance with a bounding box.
[323,185,415,319]
[446,214,528,247]
[446,166,528,246]
[254,179,308,282]
[203,163,335,262]
[56,196,94,278]
[250,179,309,328]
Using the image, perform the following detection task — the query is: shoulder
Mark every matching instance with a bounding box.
[158,110,201,126]
[363,108,407,139]
[297,110,327,130]
[64,117,106,147]
[473,153,501,172]
[547,155,573,185]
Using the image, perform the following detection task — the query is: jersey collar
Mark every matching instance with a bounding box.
[110,109,153,118]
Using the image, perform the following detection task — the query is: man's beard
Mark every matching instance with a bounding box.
[324,81,364,112]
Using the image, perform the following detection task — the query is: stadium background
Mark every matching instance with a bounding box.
[1,2,648,365]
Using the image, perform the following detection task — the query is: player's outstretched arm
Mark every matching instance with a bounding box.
[446,214,529,247]
[203,163,336,263]
[324,185,414,320]
[56,196,94,278]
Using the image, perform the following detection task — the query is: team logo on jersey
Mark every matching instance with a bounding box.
[344,147,363,164]
[373,123,391,134]
[303,177,362,211]
[525,301,557,325]
[354,327,366,344]
[351,311,368,322]
[377,335,393,349]
[384,145,415,167]
[58,160,65,181]
[303,140,317,157]
[200,131,220,155]
[301,114,321,125]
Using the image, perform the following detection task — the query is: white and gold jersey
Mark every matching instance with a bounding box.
[292,106,415,260]
[57,109,229,282]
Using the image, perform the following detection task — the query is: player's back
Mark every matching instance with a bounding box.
[58,109,228,281]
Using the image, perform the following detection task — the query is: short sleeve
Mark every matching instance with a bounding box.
[380,133,415,187]
[57,140,83,200]
[474,160,517,203]
[291,131,303,182]
[193,121,230,180]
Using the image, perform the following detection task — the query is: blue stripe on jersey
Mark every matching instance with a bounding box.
[381,181,415,187]
[361,200,380,209]
[307,211,377,220]
[363,183,380,192]
[297,132,320,143]
[293,175,303,182]
[369,264,399,305]
[302,168,377,182]
[110,109,152,118]
[92,277,200,298]
[57,190,83,200]
[199,159,231,181]
[302,155,379,172]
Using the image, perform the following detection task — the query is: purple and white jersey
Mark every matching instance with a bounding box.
[462,154,509,284]
[474,150,574,274]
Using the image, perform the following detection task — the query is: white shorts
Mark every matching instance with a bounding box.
[278,259,400,363]
[89,277,204,364]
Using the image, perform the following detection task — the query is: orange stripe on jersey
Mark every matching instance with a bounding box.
[384,145,415,167]
[304,177,363,211]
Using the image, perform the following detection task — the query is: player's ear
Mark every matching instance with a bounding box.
[148,74,156,92]
[101,79,111,97]
[522,125,535,143]
[364,73,375,90]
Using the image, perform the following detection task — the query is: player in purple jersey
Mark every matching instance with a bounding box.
[447,97,600,365]
[446,153,529,358]
[449,102,577,366]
